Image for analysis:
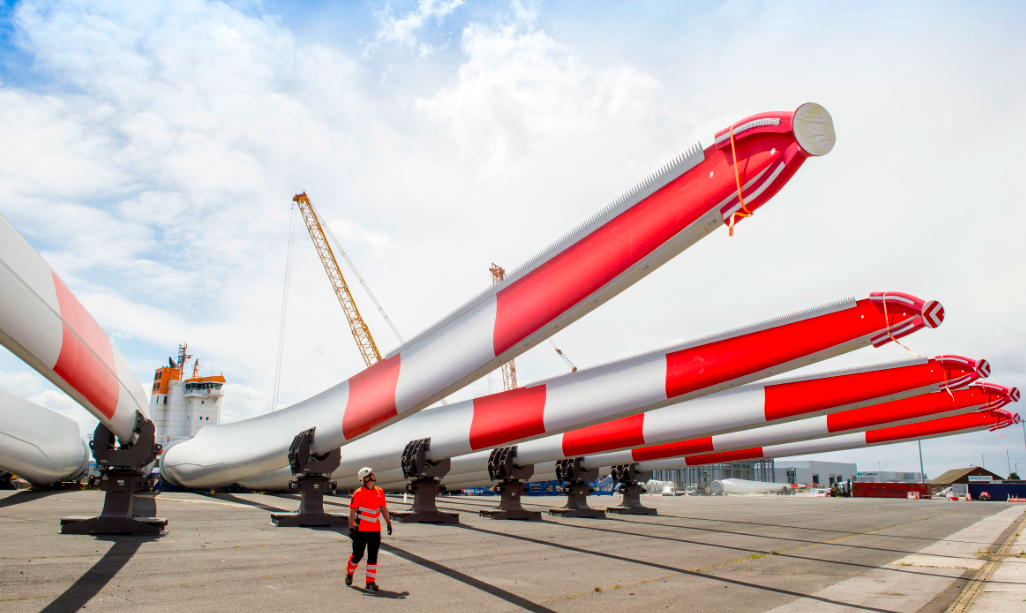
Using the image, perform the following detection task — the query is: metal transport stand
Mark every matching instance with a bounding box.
[478,446,542,521]
[604,464,657,515]
[548,458,605,519]
[61,412,167,536]
[272,428,346,527]
[392,438,458,524]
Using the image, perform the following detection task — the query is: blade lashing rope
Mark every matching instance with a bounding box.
[880,293,953,399]
[727,126,754,237]
[549,339,577,373]
[972,384,993,413]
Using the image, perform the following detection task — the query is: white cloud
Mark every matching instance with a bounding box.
[0,371,45,397]
[327,218,394,250]
[366,0,465,57]
[509,1,537,27]
[416,18,667,180]
[219,382,272,423]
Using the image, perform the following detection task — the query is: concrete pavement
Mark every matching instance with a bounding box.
[0,490,1021,612]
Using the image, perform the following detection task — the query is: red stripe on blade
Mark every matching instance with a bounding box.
[826,388,987,433]
[685,447,764,467]
[631,437,714,462]
[50,273,119,419]
[469,386,547,450]
[865,412,994,445]
[765,361,969,421]
[492,133,802,357]
[561,413,646,457]
[342,355,402,440]
[665,299,916,399]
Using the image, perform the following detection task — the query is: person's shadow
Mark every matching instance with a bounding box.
[349,585,410,599]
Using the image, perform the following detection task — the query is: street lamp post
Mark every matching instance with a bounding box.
[1008,450,1012,477]
[918,440,925,484]
[982,454,988,469]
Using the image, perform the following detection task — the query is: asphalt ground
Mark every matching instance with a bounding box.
[0,489,1021,612]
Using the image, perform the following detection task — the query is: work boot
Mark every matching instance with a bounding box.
[366,581,379,592]
[345,574,353,586]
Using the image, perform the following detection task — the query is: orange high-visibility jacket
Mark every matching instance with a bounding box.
[350,486,386,532]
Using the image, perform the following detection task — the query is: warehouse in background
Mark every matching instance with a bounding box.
[652,460,776,493]
[929,466,1004,496]
[773,461,857,487]
[856,470,926,483]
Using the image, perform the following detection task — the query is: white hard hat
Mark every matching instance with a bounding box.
[358,467,374,482]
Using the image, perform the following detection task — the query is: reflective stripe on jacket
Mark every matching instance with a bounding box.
[350,486,387,532]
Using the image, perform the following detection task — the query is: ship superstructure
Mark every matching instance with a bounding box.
[150,344,225,448]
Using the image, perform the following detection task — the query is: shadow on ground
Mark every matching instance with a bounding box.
[40,535,157,613]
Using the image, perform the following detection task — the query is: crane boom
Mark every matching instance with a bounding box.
[293,193,382,368]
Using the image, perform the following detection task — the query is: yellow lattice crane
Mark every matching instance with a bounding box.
[490,263,518,391]
[490,264,576,384]
[293,193,381,368]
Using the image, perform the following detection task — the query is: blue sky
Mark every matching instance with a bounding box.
[1,0,1025,479]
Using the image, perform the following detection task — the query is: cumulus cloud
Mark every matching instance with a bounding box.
[366,0,465,57]
[219,382,273,423]
[0,1,389,398]
[327,218,394,250]
[0,370,45,397]
[416,17,666,180]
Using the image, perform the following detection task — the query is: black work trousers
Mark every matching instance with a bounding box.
[351,530,381,565]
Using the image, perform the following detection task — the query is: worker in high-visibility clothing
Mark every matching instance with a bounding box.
[347,466,392,591]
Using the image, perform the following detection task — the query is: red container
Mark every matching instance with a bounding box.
[852,482,930,499]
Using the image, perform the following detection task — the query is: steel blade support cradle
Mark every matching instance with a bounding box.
[242,291,944,491]
[164,103,837,488]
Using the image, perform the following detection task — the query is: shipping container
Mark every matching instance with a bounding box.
[967,482,1026,501]
[852,481,930,499]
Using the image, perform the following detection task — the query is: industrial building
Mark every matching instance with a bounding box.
[855,470,926,483]
[929,466,1004,496]
[651,459,776,492]
[773,460,857,487]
